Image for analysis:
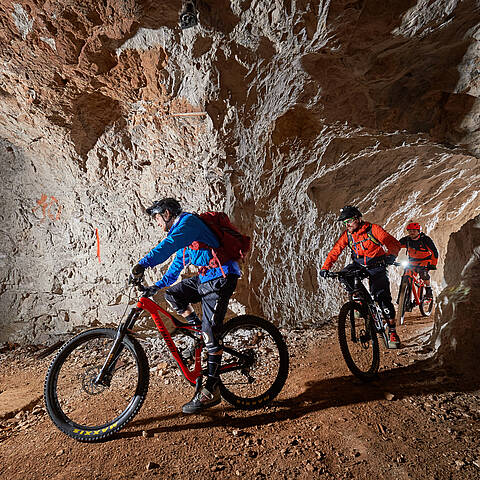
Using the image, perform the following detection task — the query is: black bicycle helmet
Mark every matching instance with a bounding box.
[146,198,182,217]
[337,205,362,221]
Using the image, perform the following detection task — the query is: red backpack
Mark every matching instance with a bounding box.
[184,212,251,276]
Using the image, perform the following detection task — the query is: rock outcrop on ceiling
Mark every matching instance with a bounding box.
[0,1,479,346]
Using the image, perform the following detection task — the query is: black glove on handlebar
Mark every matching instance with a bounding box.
[385,255,396,266]
[142,285,160,298]
[320,269,329,279]
[128,263,145,284]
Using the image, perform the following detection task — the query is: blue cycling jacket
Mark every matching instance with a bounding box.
[138,212,241,289]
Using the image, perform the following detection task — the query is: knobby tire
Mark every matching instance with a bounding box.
[419,287,434,317]
[44,328,149,442]
[338,301,380,381]
[397,277,410,325]
[219,315,289,409]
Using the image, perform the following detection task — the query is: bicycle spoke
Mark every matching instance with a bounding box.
[50,332,144,431]
[338,302,379,380]
[219,316,289,408]
[222,327,279,396]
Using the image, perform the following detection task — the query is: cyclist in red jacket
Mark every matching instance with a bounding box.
[399,222,439,298]
[320,206,403,348]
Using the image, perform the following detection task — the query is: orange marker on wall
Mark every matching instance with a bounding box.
[96,228,101,263]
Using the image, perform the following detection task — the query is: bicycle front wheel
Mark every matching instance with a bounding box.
[44,328,149,442]
[419,287,434,316]
[219,315,289,410]
[338,301,380,381]
[396,277,410,325]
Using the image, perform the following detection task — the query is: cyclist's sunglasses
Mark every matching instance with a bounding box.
[342,217,357,226]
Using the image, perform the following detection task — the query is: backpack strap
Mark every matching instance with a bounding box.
[210,249,226,278]
[184,245,227,278]
[347,224,381,250]
[347,231,354,249]
[366,225,381,246]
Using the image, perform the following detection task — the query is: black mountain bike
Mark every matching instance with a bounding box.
[44,284,289,442]
[326,265,391,381]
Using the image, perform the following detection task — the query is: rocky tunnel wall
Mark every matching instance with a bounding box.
[0,0,479,344]
[429,215,480,377]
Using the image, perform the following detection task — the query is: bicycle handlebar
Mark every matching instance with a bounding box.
[324,269,369,280]
[393,262,435,270]
[325,271,342,279]
[128,280,159,298]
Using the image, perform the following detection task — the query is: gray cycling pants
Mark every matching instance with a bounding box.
[164,274,238,353]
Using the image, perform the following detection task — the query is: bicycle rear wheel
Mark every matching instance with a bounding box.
[419,287,434,316]
[338,301,380,381]
[219,315,289,409]
[396,277,410,325]
[44,328,149,442]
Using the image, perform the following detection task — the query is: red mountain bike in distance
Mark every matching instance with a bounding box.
[44,283,289,442]
[395,261,435,325]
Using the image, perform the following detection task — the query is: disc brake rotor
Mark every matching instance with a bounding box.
[81,366,106,395]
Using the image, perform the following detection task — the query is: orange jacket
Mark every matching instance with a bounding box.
[399,233,438,267]
[322,222,401,270]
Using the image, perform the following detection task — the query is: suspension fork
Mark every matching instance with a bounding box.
[348,307,358,343]
[95,308,142,386]
[397,274,412,304]
[349,276,369,343]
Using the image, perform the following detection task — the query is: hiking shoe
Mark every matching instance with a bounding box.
[182,386,221,414]
[388,331,401,349]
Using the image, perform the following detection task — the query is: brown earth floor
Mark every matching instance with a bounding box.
[1,311,479,480]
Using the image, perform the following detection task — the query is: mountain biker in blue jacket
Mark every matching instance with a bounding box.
[129,198,241,414]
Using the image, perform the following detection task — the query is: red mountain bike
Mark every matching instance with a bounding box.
[395,262,434,325]
[44,284,289,442]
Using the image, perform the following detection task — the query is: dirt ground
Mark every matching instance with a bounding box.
[1,311,479,480]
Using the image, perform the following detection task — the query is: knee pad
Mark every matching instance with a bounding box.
[202,331,222,354]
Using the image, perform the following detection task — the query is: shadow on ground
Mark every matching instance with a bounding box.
[118,361,480,440]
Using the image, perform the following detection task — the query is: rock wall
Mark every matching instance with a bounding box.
[0,0,479,343]
[430,215,480,377]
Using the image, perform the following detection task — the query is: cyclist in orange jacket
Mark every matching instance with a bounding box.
[399,222,439,298]
[320,206,403,348]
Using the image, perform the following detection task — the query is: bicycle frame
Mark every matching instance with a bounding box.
[331,269,389,347]
[137,297,203,385]
[96,294,247,391]
[400,267,428,307]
